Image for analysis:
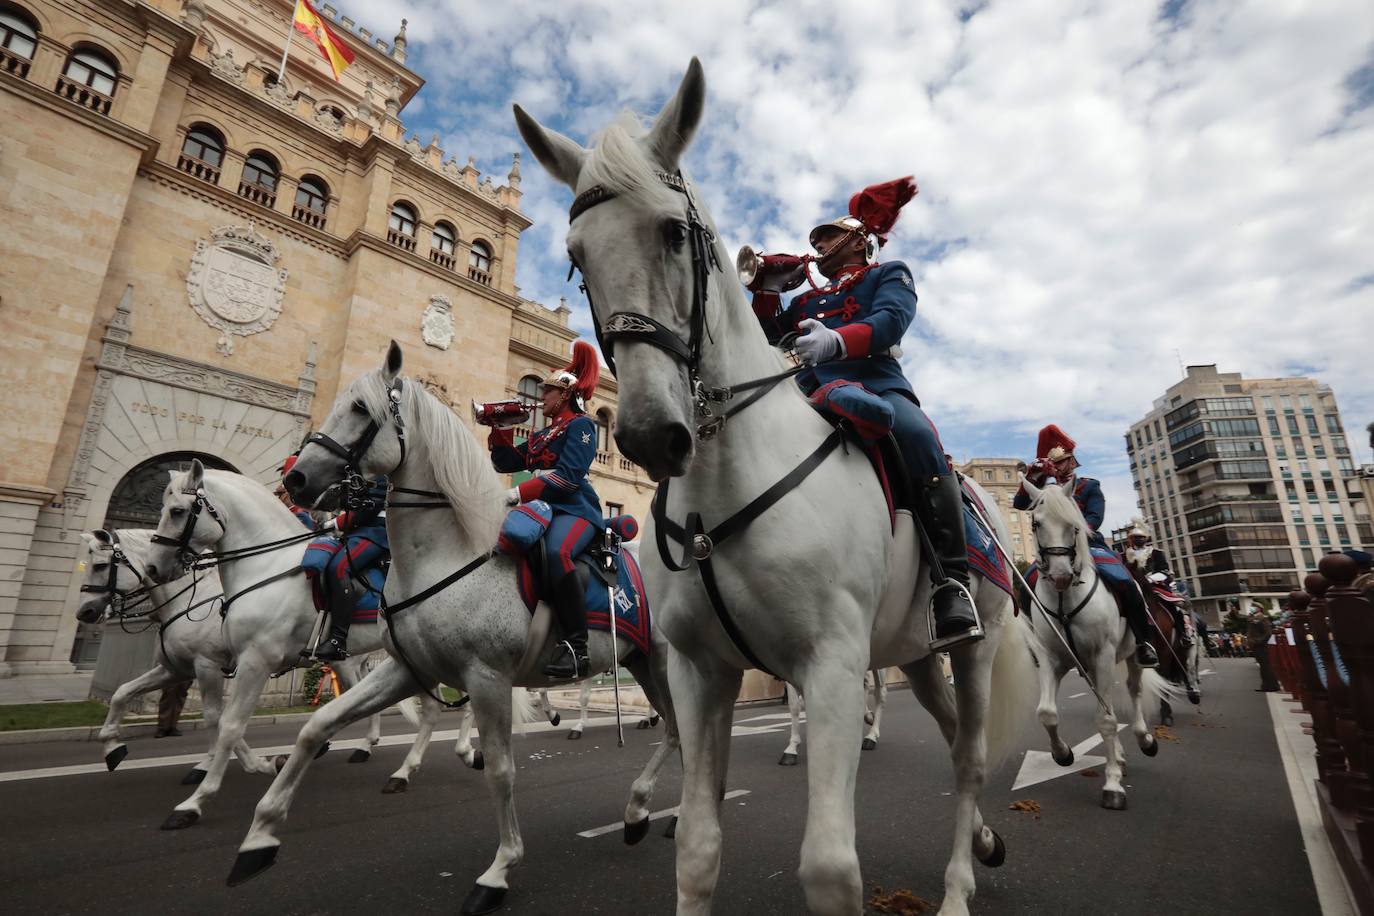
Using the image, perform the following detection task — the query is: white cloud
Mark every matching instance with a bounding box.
[364,0,1374,532]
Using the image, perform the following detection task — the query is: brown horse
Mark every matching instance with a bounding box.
[1135,571,1202,725]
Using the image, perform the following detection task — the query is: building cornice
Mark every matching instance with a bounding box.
[390,151,532,231]
[342,231,523,311]
[0,69,158,153]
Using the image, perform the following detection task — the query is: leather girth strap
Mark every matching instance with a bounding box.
[652,427,845,677]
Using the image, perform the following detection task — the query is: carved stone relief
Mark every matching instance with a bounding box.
[421,294,455,350]
[186,223,288,355]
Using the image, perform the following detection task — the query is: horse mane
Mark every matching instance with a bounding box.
[352,370,505,553]
[110,528,154,555]
[1035,483,1094,565]
[579,112,687,214]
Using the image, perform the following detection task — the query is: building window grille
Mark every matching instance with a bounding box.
[0,9,37,77]
[468,241,493,285]
[178,124,224,184]
[293,176,329,229]
[238,151,279,207]
[430,221,457,269]
[58,48,117,114]
[388,202,418,251]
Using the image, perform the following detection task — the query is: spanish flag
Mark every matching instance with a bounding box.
[293,0,355,81]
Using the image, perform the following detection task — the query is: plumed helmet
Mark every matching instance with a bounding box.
[542,340,600,411]
[809,176,919,260]
[1035,424,1077,463]
[1129,525,1150,540]
[279,453,299,476]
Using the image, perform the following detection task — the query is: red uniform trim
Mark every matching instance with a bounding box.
[835,322,873,358]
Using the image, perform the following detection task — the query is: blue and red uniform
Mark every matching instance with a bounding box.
[302,478,390,658]
[490,410,602,581]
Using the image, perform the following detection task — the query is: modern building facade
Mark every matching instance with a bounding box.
[1125,365,1369,623]
[0,0,655,678]
[957,457,1035,567]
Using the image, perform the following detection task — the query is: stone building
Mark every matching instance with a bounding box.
[1125,365,1369,624]
[0,0,655,678]
[956,457,1035,567]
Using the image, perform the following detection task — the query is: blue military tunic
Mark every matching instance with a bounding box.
[491,411,603,527]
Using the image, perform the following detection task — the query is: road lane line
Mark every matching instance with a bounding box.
[1068,692,1086,699]
[577,790,751,838]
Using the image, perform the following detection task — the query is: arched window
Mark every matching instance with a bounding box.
[239,150,279,206]
[0,8,38,77]
[293,175,329,228]
[468,240,492,285]
[58,47,118,113]
[431,221,456,268]
[388,201,417,251]
[595,410,612,454]
[178,123,224,183]
[518,375,543,430]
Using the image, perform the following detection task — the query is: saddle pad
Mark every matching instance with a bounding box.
[1150,585,1188,605]
[516,550,652,656]
[960,481,1012,598]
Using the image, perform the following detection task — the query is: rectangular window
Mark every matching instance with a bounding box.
[1299,461,1311,476]
[1285,481,1298,501]
[1326,415,1342,434]
[1280,395,1293,409]
[1299,394,1313,409]
[1262,396,1275,411]
[1337,524,1351,544]
[983,469,994,482]
[606,501,624,518]
[1268,416,1281,435]
[1275,444,1287,459]
[1293,438,1306,457]
[1338,458,1356,473]
[1287,415,1300,435]
[1305,415,1320,435]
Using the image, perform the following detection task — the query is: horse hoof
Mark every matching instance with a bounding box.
[778,752,799,767]
[381,777,409,795]
[861,737,877,751]
[649,714,660,727]
[567,729,583,741]
[226,846,278,887]
[313,741,331,760]
[160,809,200,831]
[1101,790,1128,811]
[624,817,650,845]
[180,767,207,786]
[977,828,1007,868]
[472,751,485,771]
[461,883,507,916]
[347,749,371,764]
[550,712,561,727]
[1187,690,1201,705]
[1142,736,1159,757]
[662,815,678,839]
[273,754,288,773]
[1052,748,1074,767]
[105,746,129,772]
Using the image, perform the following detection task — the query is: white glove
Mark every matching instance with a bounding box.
[505,487,521,506]
[322,516,339,532]
[794,318,844,366]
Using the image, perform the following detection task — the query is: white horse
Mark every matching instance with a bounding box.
[779,669,889,767]
[75,529,278,785]
[140,468,449,826]
[1020,478,1173,810]
[226,345,680,915]
[514,59,1038,916]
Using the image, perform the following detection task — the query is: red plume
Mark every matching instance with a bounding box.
[848,176,918,246]
[565,341,600,402]
[280,454,298,475]
[1035,424,1077,461]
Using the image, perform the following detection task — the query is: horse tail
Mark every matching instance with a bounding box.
[1115,662,1180,715]
[511,686,536,730]
[985,606,1040,770]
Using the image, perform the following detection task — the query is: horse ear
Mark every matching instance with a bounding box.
[384,340,403,379]
[646,57,706,169]
[90,529,112,546]
[513,104,586,190]
[1019,474,1042,502]
[188,459,205,488]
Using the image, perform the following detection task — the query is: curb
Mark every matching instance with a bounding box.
[0,706,411,747]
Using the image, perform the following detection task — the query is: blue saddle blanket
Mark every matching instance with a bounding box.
[960,481,1012,598]
[516,550,652,656]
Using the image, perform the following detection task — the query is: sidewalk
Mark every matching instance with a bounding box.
[0,673,93,705]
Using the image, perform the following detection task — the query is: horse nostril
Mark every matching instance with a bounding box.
[283,469,305,492]
[665,423,692,461]
[146,563,159,580]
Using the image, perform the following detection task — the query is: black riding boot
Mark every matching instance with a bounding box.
[544,573,590,680]
[1118,583,1159,667]
[916,473,983,651]
[312,590,354,662]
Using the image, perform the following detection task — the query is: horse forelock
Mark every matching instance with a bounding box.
[1035,485,1093,561]
[579,112,685,214]
[352,370,504,553]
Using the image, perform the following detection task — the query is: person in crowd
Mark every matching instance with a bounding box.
[1247,606,1280,692]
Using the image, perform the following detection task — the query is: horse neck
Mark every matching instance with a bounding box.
[385,441,483,576]
[206,479,303,586]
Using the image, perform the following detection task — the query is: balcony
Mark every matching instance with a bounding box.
[387,229,416,253]
[54,74,112,115]
[177,153,221,185]
[468,266,492,286]
[430,249,455,270]
[1184,493,1277,511]
[1,46,31,79]
[292,204,326,230]
[237,181,276,209]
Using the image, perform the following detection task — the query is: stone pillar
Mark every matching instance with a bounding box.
[274,174,299,218]
[415,221,433,261]
[120,24,179,134]
[28,36,66,90]
[0,484,55,677]
[219,149,246,195]
[361,153,397,237]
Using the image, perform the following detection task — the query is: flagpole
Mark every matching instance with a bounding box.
[276,0,300,85]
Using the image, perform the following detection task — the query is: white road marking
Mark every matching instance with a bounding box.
[1012,725,1127,791]
[577,790,751,838]
[1068,692,1086,699]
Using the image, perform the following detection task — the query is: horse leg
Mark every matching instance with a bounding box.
[193,660,271,779]
[385,691,442,793]
[862,669,886,750]
[332,657,377,763]
[231,659,422,884]
[161,655,272,830]
[1034,639,1073,766]
[568,679,591,740]
[779,682,802,766]
[536,688,561,726]
[1095,654,1127,811]
[459,675,524,916]
[98,664,181,771]
[1126,660,1157,757]
[621,652,681,844]
[453,702,482,769]
[668,645,742,916]
[901,655,998,873]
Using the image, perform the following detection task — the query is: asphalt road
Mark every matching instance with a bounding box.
[0,658,1318,915]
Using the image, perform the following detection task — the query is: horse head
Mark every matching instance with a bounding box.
[145,460,225,582]
[514,59,709,480]
[287,341,406,506]
[1022,475,1090,593]
[76,529,144,623]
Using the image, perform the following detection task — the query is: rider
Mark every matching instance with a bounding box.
[749,177,980,651]
[488,342,603,679]
[1123,524,1194,647]
[1013,425,1159,667]
[305,475,390,661]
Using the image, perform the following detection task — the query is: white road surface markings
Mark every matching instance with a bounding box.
[1012,725,1128,791]
[577,790,751,838]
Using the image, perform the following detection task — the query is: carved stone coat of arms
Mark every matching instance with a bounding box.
[186,223,288,355]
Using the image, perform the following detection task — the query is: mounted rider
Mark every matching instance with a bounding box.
[748,177,980,651]
[303,472,390,662]
[1123,524,1195,647]
[488,342,603,679]
[1013,425,1158,667]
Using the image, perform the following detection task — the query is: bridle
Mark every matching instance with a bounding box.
[80,529,155,617]
[150,487,227,570]
[304,376,407,486]
[568,169,807,440]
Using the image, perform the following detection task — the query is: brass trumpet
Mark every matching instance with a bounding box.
[735,245,820,293]
[472,398,531,428]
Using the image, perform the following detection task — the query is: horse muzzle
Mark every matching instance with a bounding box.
[76,600,105,624]
[1050,573,1073,592]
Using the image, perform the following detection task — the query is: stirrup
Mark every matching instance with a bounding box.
[927,580,985,652]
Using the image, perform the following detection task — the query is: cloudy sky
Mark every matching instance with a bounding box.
[360,0,1374,531]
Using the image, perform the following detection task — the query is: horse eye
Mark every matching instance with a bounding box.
[665,221,689,248]
[170,506,185,517]
[351,401,368,415]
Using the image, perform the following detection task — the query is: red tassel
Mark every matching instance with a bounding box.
[564,340,600,401]
[848,176,918,244]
